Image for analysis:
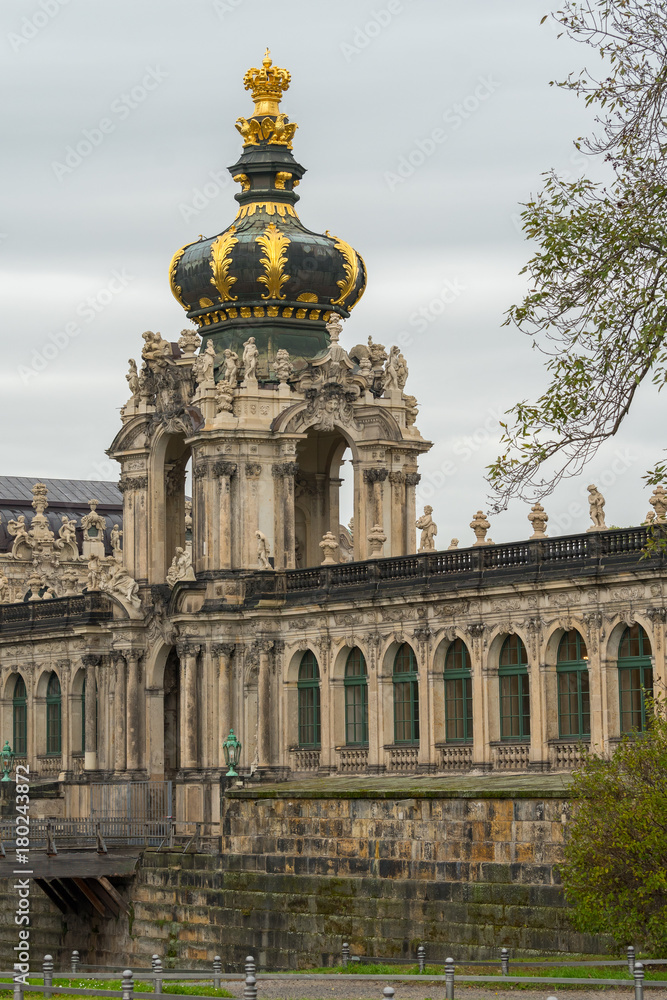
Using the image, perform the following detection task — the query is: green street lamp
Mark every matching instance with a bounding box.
[1,741,14,782]
[222,729,242,778]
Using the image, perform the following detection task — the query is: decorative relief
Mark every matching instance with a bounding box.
[611,586,644,602]
[549,592,581,607]
[330,236,359,307]
[363,468,389,484]
[245,463,262,478]
[213,461,237,478]
[255,223,290,300]
[303,384,357,433]
[334,613,364,627]
[435,600,470,619]
[210,228,239,302]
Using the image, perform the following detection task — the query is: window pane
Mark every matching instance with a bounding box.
[345,681,368,745]
[500,635,528,667]
[13,704,27,756]
[500,673,530,739]
[345,648,366,677]
[394,643,417,674]
[445,639,469,671]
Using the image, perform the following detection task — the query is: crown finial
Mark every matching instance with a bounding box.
[243,50,291,117]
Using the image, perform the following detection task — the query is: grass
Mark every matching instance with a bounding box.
[0,980,233,999]
[290,962,667,980]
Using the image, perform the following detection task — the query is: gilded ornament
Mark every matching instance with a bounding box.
[274,171,293,190]
[309,310,321,320]
[199,297,214,308]
[227,308,238,318]
[168,242,193,307]
[297,292,318,303]
[264,114,298,149]
[330,237,359,307]
[233,173,251,192]
[282,307,294,317]
[296,308,307,319]
[348,251,367,311]
[267,305,279,317]
[243,49,291,117]
[209,227,239,302]
[255,222,291,300]
[235,117,263,147]
[240,307,252,318]
[235,201,297,220]
[253,307,265,318]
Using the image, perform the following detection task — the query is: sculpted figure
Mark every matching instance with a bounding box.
[87,555,102,592]
[166,546,195,588]
[587,484,607,531]
[256,530,272,570]
[110,524,123,560]
[470,510,491,546]
[416,505,438,552]
[126,359,140,397]
[141,330,172,368]
[649,485,667,522]
[367,336,387,370]
[274,348,293,384]
[222,348,240,385]
[404,394,418,427]
[56,515,79,558]
[243,337,259,380]
[383,346,401,392]
[178,327,201,358]
[0,572,10,603]
[448,538,459,550]
[326,314,343,340]
[396,350,408,390]
[105,561,140,608]
[194,341,216,384]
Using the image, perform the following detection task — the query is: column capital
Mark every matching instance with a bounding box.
[213,461,238,478]
[272,462,299,477]
[212,642,236,658]
[245,463,262,478]
[177,642,201,658]
[404,472,421,487]
[388,471,406,485]
[363,468,389,484]
[82,654,102,668]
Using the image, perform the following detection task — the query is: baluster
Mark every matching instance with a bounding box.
[245,956,256,978]
[121,970,134,1000]
[341,943,350,968]
[243,973,257,1000]
[627,946,636,974]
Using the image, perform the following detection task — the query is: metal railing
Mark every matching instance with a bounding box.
[0,818,221,853]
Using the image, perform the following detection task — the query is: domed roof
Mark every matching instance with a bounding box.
[169,51,366,378]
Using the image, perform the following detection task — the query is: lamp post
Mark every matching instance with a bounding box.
[1,741,14,782]
[222,729,242,778]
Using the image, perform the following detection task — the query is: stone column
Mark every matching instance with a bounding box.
[177,643,200,770]
[257,640,274,771]
[119,473,149,582]
[583,612,606,753]
[317,639,333,774]
[527,624,550,770]
[56,659,71,775]
[113,653,127,772]
[365,635,383,773]
[388,471,406,556]
[214,644,236,767]
[244,464,262,569]
[404,472,421,555]
[213,462,237,570]
[363,469,388,554]
[467,625,492,770]
[414,630,435,770]
[126,651,141,771]
[82,654,99,771]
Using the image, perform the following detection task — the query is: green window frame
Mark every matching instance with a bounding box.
[499,635,530,740]
[393,643,419,744]
[444,638,472,743]
[618,624,653,734]
[557,630,590,738]
[12,676,27,757]
[344,648,368,746]
[46,671,62,755]
[298,651,321,748]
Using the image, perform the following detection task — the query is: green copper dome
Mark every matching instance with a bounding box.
[168,50,366,379]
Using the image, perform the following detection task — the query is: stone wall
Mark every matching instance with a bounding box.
[0,779,613,969]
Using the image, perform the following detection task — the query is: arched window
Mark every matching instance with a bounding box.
[12,676,27,757]
[298,651,321,748]
[444,639,472,743]
[557,630,590,738]
[46,672,62,755]
[499,635,530,740]
[344,648,368,746]
[81,676,86,754]
[393,644,419,744]
[618,624,653,733]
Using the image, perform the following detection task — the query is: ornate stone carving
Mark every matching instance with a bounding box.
[119,476,148,493]
[274,348,293,383]
[242,337,259,380]
[303,383,357,433]
[367,524,386,557]
[256,530,272,570]
[166,546,195,588]
[213,461,237,478]
[272,462,299,477]
[222,348,240,385]
[176,642,201,658]
[126,359,140,398]
[212,642,236,659]
[0,572,10,604]
[193,462,208,479]
[101,561,141,608]
[363,468,389,484]
[416,506,437,551]
[245,463,262,478]
[470,510,490,546]
[586,484,607,531]
[193,341,216,384]
[82,654,102,668]
[650,485,667,522]
[528,503,548,539]
[56,516,79,559]
[404,471,421,487]
[448,539,459,550]
[388,471,405,486]
[178,327,201,358]
[319,531,338,565]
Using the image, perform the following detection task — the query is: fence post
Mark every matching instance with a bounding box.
[342,943,350,968]
[634,962,644,1000]
[243,973,257,1000]
[12,972,23,1000]
[154,958,163,995]
[43,954,54,999]
[245,956,256,977]
[417,946,425,973]
[501,949,509,977]
[71,951,80,974]
[445,957,455,1000]
[122,970,134,1000]
[213,956,222,990]
[383,988,395,1000]
[627,946,636,974]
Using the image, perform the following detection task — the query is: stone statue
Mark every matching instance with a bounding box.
[104,561,140,608]
[166,546,195,588]
[87,555,102,592]
[644,510,656,525]
[470,510,491,546]
[367,524,386,558]
[367,336,387,371]
[649,485,667,522]
[326,314,344,341]
[383,346,401,392]
[319,530,339,565]
[416,506,437,552]
[404,395,418,427]
[256,530,272,570]
[184,500,193,534]
[193,341,216,384]
[528,502,548,539]
[448,538,459,550]
[7,515,31,558]
[222,348,240,385]
[396,350,409,391]
[56,516,79,559]
[274,348,293,384]
[178,327,201,358]
[141,330,172,369]
[0,572,10,603]
[110,524,123,561]
[358,354,373,382]
[215,382,234,413]
[587,484,607,531]
[42,586,56,600]
[243,337,259,381]
[126,359,140,397]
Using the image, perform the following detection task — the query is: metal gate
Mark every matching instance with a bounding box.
[90,781,172,821]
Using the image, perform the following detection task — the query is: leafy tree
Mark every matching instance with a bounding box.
[560,702,667,953]
[488,1,667,509]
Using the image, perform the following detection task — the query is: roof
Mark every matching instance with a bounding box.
[0,477,122,507]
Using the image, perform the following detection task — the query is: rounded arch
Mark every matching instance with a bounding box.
[11,673,27,758]
[294,426,356,568]
[297,649,321,748]
[391,642,419,745]
[286,644,319,684]
[432,629,469,673]
[486,627,529,669]
[148,424,192,584]
[36,665,60,699]
[616,621,654,735]
[603,616,654,662]
[148,641,175,690]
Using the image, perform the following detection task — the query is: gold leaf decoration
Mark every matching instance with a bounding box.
[169,242,194,306]
[210,227,239,302]
[255,222,291,300]
[330,236,359,307]
[348,250,367,311]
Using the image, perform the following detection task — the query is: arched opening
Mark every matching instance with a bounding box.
[150,430,192,583]
[499,635,530,741]
[344,648,368,746]
[393,643,419,745]
[444,638,472,743]
[45,672,62,756]
[557,630,590,738]
[295,428,354,567]
[12,676,27,757]
[297,651,321,748]
[163,648,180,775]
[618,624,653,733]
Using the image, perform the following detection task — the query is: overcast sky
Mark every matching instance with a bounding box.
[1,0,659,544]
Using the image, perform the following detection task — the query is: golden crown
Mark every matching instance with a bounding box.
[243,49,291,116]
